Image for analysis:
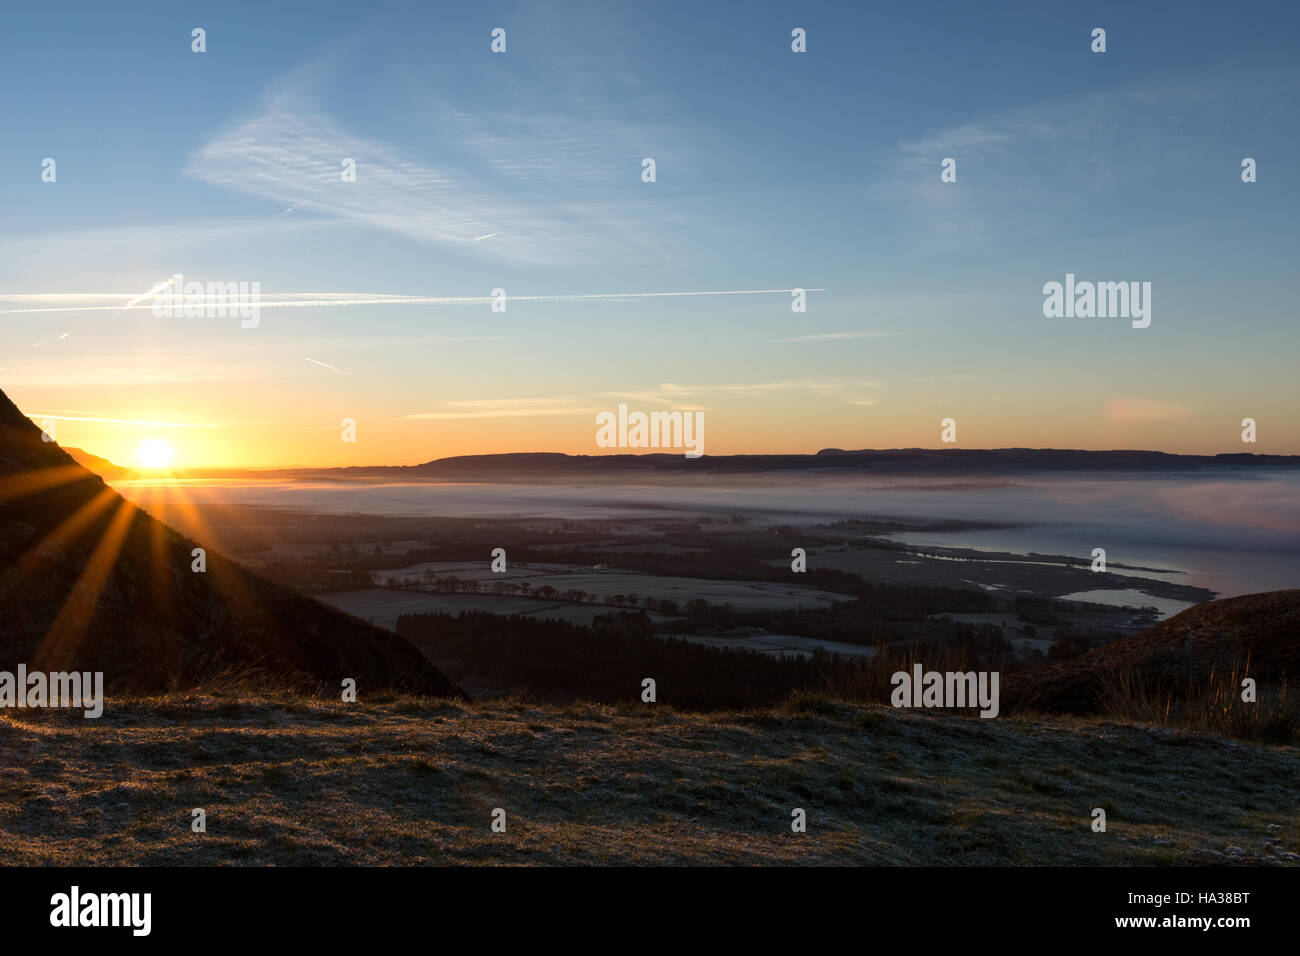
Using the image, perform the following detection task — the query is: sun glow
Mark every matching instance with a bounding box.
[136,438,174,470]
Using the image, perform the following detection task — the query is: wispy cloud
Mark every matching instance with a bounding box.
[404,394,603,420]
[868,68,1296,248]
[186,85,699,264]
[401,378,881,421]
[658,378,880,397]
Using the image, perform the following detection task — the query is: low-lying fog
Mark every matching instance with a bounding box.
[115,470,1300,599]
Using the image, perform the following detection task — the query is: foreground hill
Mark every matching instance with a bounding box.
[1,693,1295,865]
[0,387,459,696]
[1003,590,1300,717]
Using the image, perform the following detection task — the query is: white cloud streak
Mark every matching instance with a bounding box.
[403,378,880,420]
[185,89,699,265]
[0,288,824,316]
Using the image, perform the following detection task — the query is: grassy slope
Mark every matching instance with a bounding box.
[2,694,1296,866]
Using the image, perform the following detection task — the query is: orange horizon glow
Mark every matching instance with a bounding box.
[31,403,1300,472]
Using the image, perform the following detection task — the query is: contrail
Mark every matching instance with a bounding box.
[0,288,827,315]
[120,277,176,312]
[304,357,349,375]
[472,233,498,241]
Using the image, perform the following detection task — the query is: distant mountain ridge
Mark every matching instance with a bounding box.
[75,448,1293,481]
[402,447,1300,476]
[0,387,461,696]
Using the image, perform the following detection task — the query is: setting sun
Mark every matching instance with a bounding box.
[136,437,174,470]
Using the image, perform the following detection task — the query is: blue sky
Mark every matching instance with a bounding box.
[0,0,1297,465]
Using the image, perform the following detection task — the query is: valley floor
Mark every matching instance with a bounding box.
[2,695,1296,865]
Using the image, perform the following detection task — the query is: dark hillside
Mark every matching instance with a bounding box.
[0,387,460,696]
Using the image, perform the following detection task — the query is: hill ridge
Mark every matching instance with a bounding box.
[1003,589,1300,714]
[0,386,461,696]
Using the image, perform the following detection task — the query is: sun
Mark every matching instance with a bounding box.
[136,437,175,470]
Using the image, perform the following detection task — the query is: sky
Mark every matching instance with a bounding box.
[0,0,1297,468]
